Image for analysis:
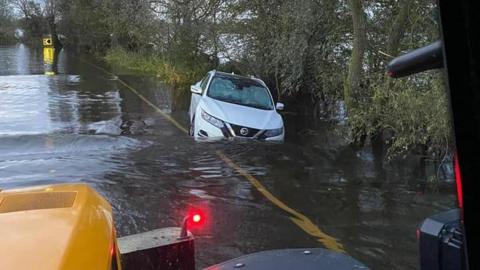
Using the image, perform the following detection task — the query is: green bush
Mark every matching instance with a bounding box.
[105,48,212,89]
[349,71,451,159]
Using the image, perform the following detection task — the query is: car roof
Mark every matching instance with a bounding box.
[209,70,266,86]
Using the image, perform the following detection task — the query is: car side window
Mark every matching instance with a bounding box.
[200,74,210,91]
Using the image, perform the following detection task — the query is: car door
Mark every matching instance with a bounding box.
[189,73,211,122]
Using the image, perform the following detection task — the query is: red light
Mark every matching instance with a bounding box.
[454,152,464,219]
[192,214,201,223]
[186,208,206,228]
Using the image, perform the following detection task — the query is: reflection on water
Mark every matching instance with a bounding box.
[0,45,456,270]
[0,44,41,75]
[0,75,123,135]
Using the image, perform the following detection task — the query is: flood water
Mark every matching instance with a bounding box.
[0,44,457,269]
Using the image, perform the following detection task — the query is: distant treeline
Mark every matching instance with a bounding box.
[11,0,451,160]
[0,0,16,44]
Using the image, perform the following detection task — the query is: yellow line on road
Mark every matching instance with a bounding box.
[216,151,344,252]
[76,57,345,252]
[74,56,188,134]
[116,79,189,134]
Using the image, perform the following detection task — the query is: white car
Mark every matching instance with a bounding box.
[188,71,285,141]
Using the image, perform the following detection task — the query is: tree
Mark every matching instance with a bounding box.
[10,0,47,43]
[26,0,449,160]
[43,0,62,49]
[0,0,16,44]
[344,0,366,113]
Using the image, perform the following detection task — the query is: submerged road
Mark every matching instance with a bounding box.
[0,44,456,269]
[77,56,344,252]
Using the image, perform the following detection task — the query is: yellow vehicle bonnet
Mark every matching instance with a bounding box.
[0,184,117,270]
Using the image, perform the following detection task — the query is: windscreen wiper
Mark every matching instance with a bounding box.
[387,40,443,78]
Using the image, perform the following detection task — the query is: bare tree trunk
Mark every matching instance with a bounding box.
[47,16,62,49]
[45,0,62,49]
[372,0,412,165]
[386,0,412,56]
[344,0,366,112]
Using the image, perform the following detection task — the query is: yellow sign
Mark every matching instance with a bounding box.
[43,37,53,47]
[43,47,55,75]
[43,47,54,64]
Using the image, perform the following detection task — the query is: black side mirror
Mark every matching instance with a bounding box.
[387,40,444,78]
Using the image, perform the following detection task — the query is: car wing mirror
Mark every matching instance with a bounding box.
[191,85,202,95]
[387,40,443,78]
[276,102,284,111]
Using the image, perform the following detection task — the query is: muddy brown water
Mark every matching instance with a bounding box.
[0,44,456,269]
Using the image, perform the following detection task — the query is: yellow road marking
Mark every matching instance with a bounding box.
[216,151,344,252]
[74,56,189,134]
[76,57,345,252]
[116,79,189,134]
